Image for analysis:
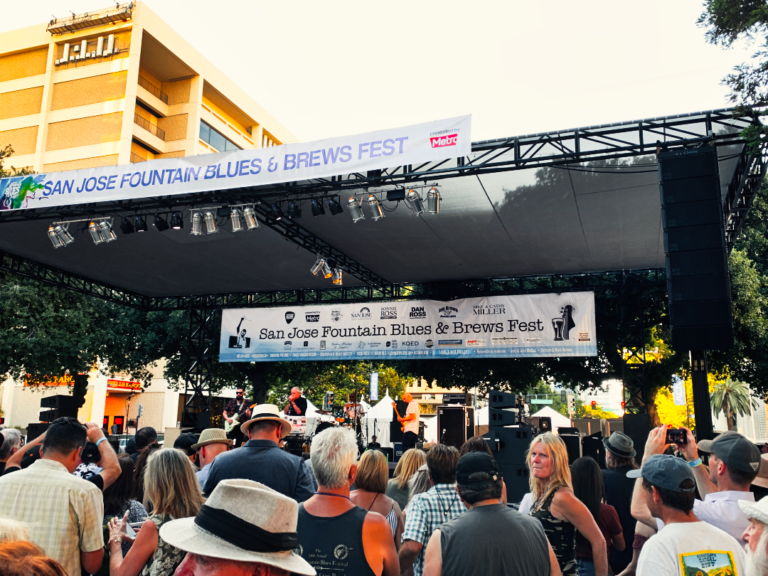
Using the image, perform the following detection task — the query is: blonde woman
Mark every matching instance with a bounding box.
[527,433,607,576]
[108,448,204,576]
[351,450,404,548]
[386,448,426,510]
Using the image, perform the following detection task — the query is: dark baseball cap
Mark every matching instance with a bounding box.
[699,432,761,473]
[80,442,100,464]
[173,433,198,456]
[456,452,501,484]
[627,454,695,492]
[20,444,42,469]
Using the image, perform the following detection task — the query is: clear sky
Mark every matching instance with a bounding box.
[3,1,755,142]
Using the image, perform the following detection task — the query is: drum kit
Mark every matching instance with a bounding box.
[282,391,363,457]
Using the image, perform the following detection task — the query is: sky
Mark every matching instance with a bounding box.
[2,1,755,143]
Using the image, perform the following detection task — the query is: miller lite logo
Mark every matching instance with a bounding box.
[430,134,458,148]
[285,311,295,324]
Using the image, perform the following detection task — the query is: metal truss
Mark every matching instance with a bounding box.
[724,141,768,251]
[181,303,218,429]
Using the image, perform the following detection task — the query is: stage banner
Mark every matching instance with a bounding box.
[0,115,471,212]
[219,292,597,363]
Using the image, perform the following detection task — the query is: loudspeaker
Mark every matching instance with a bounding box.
[490,390,517,409]
[39,395,79,422]
[26,422,50,440]
[560,433,582,464]
[582,434,606,468]
[196,411,211,431]
[389,401,407,443]
[487,426,535,466]
[443,393,468,405]
[437,406,474,449]
[489,407,519,427]
[623,413,651,463]
[659,145,733,351]
[393,442,403,462]
[497,463,530,504]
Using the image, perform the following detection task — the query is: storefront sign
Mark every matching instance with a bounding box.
[107,379,141,391]
[24,374,73,386]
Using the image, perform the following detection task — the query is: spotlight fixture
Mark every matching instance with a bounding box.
[120,217,134,234]
[310,255,327,276]
[170,212,184,230]
[270,203,284,221]
[135,215,148,232]
[98,220,117,243]
[406,189,424,216]
[427,187,441,214]
[230,208,244,233]
[54,224,74,246]
[48,226,64,248]
[203,210,219,234]
[347,196,365,223]
[332,268,343,285]
[243,206,259,230]
[191,212,203,236]
[327,197,343,216]
[367,194,384,221]
[153,214,169,232]
[287,200,301,219]
[88,221,105,245]
[311,198,325,217]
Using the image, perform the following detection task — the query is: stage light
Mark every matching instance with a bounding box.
[347,196,365,223]
[54,224,74,246]
[427,187,440,214]
[311,199,325,217]
[332,268,343,285]
[120,217,134,234]
[98,220,117,243]
[287,201,301,219]
[243,206,259,230]
[310,255,327,276]
[170,212,184,230]
[230,208,244,233]
[270,203,284,221]
[204,210,219,234]
[367,194,384,221]
[135,215,148,233]
[327,197,343,216]
[406,189,424,215]
[48,226,65,248]
[153,215,169,232]
[191,212,203,235]
[88,221,105,245]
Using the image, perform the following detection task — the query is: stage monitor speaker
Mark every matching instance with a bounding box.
[490,390,518,409]
[437,406,474,449]
[659,145,733,351]
[389,400,407,443]
[560,433,582,464]
[489,407,518,427]
[623,413,651,463]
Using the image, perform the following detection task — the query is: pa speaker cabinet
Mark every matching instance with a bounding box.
[437,406,474,449]
[489,390,518,409]
[498,463,530,504]
[26,422,50,440]
[490,426,535,466]
[39,395,79,419]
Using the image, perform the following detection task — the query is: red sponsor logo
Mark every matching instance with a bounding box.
[430,134,458,148]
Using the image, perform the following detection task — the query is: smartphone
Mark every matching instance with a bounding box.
[128,522,144,532]
[666,428,687,445]
[125,523,136,538]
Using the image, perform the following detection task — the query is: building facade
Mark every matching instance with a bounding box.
[0,1,295,174]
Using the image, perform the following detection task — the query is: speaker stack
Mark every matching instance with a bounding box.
[39,395,79,422]
[484,390,532,503]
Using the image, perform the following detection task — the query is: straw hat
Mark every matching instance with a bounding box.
[239,404,292,438]
[160,479,315,575]
[191,428,233,451]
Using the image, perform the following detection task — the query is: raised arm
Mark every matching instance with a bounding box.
[84,422,120,489]
[678,426,716,498]
[552,489,607,576]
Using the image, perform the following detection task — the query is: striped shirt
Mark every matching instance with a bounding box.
[0,458,104,576]
[402,483,466,576]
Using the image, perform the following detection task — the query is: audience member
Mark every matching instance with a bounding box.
[387,449,426,510]
[0,429,21,474]
[423,452,559,576]
[103,455,148,556]
[133,441,161,508]
[202,404,314,501]
[161,479,315,576]
[191,429,231,489]
[628,454,747,576]
[631,427,760,541]
[0,515,29,542]
[526,433,607,576]
[601,432,638,574]
[125,438,138,459]
[571,457,624,576]
[0,541,67,576]
[173,433,199,469]
[108,448,204,576]
[400,444,464,576]
[351,449,404,549]
[297,427,399,576]
[132,427,158,464]
[739,496,768,576]
[459,436,507,504]
[407,464,433,507]
[616,521,656,576]
[73,441,103,479]
[0,417,104,576]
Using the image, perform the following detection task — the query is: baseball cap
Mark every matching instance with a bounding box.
[739,497,768,525]
[80,442,100,464]
[173,433,198,456]
[699,432,761,474]
[627,454,695,492]
[456,452,501,484]
[20,444,42,468]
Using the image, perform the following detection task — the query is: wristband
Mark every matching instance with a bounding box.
[95,437,107,447]
[688,458,702,467]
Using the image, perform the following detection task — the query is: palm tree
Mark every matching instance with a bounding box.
[710,379,759,431]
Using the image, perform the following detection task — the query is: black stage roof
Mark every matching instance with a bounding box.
[0,109,764,307]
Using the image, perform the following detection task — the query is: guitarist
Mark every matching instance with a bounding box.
[223,388,252,447]
[399,392,420,451]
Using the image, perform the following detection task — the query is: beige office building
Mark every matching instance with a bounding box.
[0,1,295,174]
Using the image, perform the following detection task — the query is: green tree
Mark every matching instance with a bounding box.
[711,378,758,430]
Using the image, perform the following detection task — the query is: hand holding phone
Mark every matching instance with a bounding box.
[665,428,688,445]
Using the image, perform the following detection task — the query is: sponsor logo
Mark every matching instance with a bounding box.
[305,313,320,322]
[553,302,576,341]
[331,310,342,322]
[402,341,419,346]
[430,133,459,148]
[320,340,326,350]
[438,339,462,346]
[358,341,366,349]
[466,339,486,347]
[472,304,506,316]
[303,341,309,347]
[284,341,292,347]
[386,340,398,349]
[351,307,372,321]
[492,337,518,345]
[285,311,295,324]
[439,306,458,318]
[523,337,542,343]
[381,306,397,319]
[578,332,591,342]
[410,306,427,319]
[425,339,434,348]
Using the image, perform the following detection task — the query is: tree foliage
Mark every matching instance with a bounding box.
[711,378,759,430]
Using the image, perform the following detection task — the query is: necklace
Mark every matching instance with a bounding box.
[314,492,350,500]
[435,487,459,517]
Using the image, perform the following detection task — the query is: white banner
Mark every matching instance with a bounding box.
[0,115,471,212]
[219,293,597,362]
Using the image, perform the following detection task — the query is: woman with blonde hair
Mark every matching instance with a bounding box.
[386,448,426,510]
[351,450,404,548]
[108,448,205,576]
[526,432,608,576]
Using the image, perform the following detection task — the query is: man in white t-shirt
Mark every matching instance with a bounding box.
[629,454,747,576]
[399,392,420,451]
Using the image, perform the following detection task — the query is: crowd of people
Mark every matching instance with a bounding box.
[0,405,767,576]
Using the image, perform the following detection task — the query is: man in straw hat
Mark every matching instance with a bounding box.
[162,479,316,576]
[202,404,314,502]
[192,428,232,489]
[739,495,768,576]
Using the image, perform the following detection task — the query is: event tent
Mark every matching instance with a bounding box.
[531,406,572,432]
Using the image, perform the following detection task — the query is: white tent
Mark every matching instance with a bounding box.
[361,393,394,447]
[532,406,572,432]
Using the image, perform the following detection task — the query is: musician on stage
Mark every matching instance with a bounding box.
[399,392,420,451]
[222,387,252,447]
[283,386,308,416]
[343,392,365,420]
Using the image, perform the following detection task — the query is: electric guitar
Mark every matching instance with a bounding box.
[223,403,257,433]
[391,402,406,432]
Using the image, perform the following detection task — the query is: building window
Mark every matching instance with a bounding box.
[199,120,241,152]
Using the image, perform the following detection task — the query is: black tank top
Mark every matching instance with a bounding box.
[297,504,377,576]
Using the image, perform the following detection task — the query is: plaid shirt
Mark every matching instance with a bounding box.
[402,483,466,576]
[0,459,104,576]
